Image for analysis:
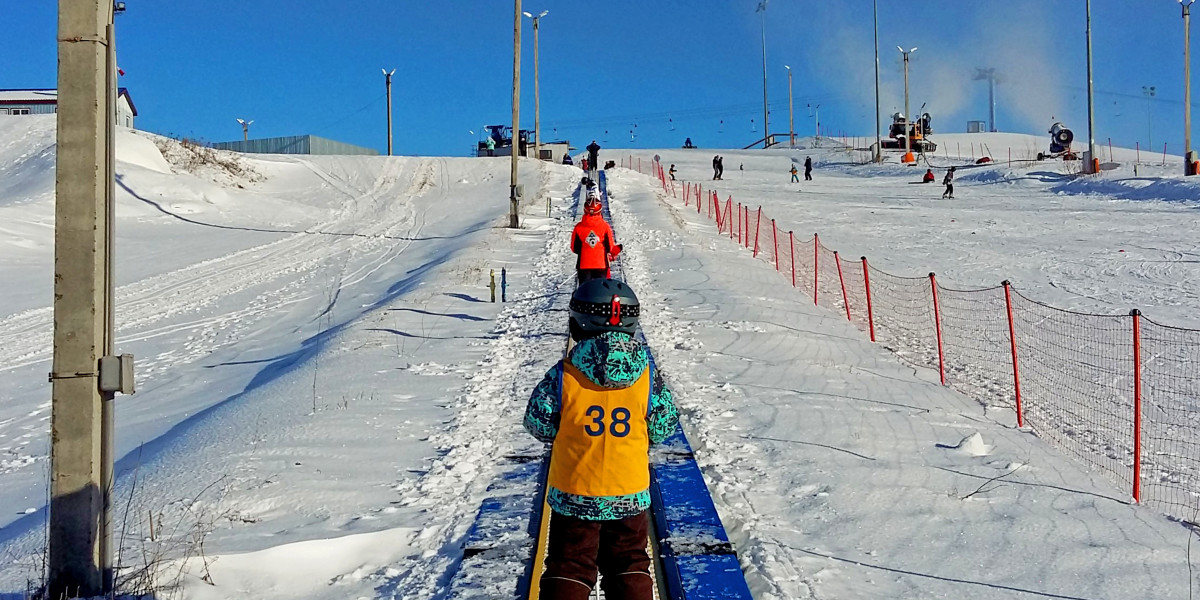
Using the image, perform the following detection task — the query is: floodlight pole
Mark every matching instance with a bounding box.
[1085,0,1098,173]
[899,47,916,163]
[50,0,117,595]
[510,0,521,228]
[1185,0,1196,175]
[525,11,548,160]
[383,68,395,156]
[758,1,769,148]
[1143,85,1156,149]
[785,65,794,147]
[873,0,882,162]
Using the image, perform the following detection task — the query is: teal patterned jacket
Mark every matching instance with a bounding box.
[524,331,679,520]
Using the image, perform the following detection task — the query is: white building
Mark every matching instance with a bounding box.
[0,88,138,128]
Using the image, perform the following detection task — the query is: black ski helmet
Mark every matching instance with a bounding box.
[569,278,640,336]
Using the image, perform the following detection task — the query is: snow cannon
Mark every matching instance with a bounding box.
[1038,123,1078,160]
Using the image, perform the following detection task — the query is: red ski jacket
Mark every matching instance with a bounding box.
[571,214,621,270]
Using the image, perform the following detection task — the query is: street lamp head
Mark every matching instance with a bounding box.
[538,10,549,17]
[522,11,532,17]
[784,64,791,70]
[237,118,244,125]
[757,0,768,12]
[897,45,905,53]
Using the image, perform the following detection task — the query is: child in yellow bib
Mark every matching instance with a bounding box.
[524,279,679,600]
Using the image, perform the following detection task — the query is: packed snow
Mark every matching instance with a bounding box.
[1,113,1199,599]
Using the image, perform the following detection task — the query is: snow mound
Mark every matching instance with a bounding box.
[940,432,993,457]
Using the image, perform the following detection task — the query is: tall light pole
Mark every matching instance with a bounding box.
[808,103,820,140]
[1184,0,1196,175]
[237,118,253,142]
[785,65,794,147]
[873,0,882,162]
[1143,85,1156,149]
[898,46,917,163]
[758,0,770,148]
[510,0,521,228]
[383,69,395,156]
[523,10,548,160]
[1085,0,1098,174]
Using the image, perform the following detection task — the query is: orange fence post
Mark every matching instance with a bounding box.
[1002,281,1024,428]
[862,257,875,342]
[1132,308,1143,503]
[752,207,762,257]
[834,251,851,321]
[790,232,796,287]
[772,219,779,271]
[929,272,946,385]
[813,233,819,305]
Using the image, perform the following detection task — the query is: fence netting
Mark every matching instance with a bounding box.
[1140,316,1200,518]
[865,267,939,372]
[935,284,1015,409]
[1008,289,1135,497]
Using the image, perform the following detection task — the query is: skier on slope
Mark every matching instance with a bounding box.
[571,192,622,286]
[587,140,602,173]
[524,278,680,600]
[942,166,956,199]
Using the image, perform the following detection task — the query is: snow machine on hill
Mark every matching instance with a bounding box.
[879,111,937,153]
[1037,123,1078,161]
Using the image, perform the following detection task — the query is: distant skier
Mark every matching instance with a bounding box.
[587,140,601,173]
[790,165,799,183]
[668,164,677,180]
[562,153,574,166]
[716,156,725,180]
[922,168,935,183]
[581,157,590,172]
[524,278,679,599]
[571,195,621,285]
[684,137,694,148]
[804,156,813,180]
[942,166,956,199]
[712,155,720,180]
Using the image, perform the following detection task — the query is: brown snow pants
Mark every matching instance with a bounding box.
[540,510,653,600]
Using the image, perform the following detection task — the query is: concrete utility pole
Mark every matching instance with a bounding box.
[898,46,917,163]
[974,68,999,132]
[523,10,548,160]
[1184,0,1196,175]
[50,0,114,595]
[785,65,794,147]
[510,0,521,228]
[873,0,882,162]
[1085,0,1098,174]
[383,68,395,156]
[757,0,770,148]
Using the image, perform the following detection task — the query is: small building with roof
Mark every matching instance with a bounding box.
[0,88,138,128]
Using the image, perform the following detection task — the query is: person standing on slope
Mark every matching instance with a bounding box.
[712,155,720,180]
[804,156,813,180]
[668,164,677,180]
[587,140,601,173]
[942,166,956,199]
[716,155,725,180]
[790,164,799,182]
[571,192,622,285]
[525,278,680,600]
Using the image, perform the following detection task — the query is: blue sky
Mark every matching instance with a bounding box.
[4,1,1196,157]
